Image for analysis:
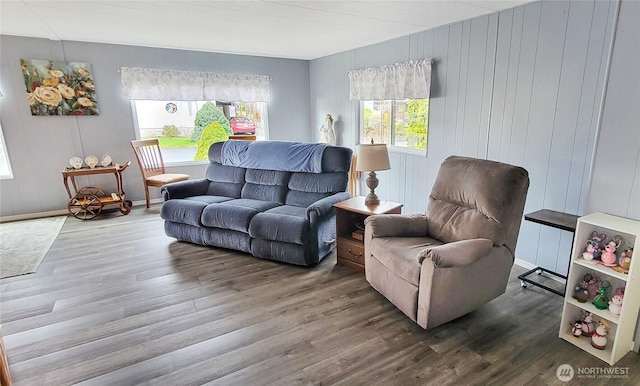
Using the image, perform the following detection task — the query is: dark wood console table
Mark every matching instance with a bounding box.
[517,209,579,296]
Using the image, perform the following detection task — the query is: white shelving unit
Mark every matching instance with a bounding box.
[559,212,640,365]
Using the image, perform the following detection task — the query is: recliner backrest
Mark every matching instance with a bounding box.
[426,155,529,255]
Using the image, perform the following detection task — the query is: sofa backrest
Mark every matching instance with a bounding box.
[204,162,245,198]
[426,155,529,255]
[242,169,290,204]
[206,141,352,206]
[286,172,349,207]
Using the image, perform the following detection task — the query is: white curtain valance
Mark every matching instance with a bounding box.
[348,59,432,100]
[120,67,271,102]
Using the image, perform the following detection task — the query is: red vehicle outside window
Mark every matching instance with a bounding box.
[230,117,256,134]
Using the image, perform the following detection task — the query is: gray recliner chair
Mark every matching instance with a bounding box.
[364,155,529,330]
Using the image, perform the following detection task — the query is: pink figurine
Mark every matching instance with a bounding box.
[601,239,621,267]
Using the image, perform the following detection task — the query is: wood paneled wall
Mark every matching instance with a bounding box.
[310,0,622,271]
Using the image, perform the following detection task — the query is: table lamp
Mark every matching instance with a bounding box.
[356,140,390,206]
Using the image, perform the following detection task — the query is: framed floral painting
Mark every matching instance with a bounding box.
[20,59,99,116]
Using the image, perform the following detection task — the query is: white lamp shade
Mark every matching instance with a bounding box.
[356,143,390,172]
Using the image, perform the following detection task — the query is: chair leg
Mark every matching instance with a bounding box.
[144,184,151,208]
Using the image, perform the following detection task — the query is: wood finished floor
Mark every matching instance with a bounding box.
[1,206,638,386]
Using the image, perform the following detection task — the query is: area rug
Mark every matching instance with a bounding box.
[0,216,67,279]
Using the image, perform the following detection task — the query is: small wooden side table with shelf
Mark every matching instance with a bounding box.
[333,196,403,272]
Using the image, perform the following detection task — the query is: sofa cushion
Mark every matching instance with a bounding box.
[285,172,347,207]
[249,205,309,244]
[201,199,280,232]
[183,196,233,205]
[241,169,290,204]
[368,236,443,286]
[161,200,208,227]
[204,162,245,198]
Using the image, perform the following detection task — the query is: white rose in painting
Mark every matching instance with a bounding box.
[77,97,93,107]
[81,80,95,91]
[48,70,64,78]
[58,83,74,99]
[33,86,62,106]
[26,92,37,106]
[42,77,59,87]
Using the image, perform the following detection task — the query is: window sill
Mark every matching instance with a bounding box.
[388,145,426,157]
[165,160,209,168]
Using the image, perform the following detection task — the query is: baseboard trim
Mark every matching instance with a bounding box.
[0,199,163,223]
[0,209,69,223]
[514,258,538,271]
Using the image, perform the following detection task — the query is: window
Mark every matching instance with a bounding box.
[0,123,13,179]
[360,99,428,151]
[132,100,268,164]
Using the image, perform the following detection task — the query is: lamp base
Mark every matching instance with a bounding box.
[365,171,380,206]
[364,193,380,206]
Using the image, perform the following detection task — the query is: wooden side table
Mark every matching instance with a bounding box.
[333,196,403,272]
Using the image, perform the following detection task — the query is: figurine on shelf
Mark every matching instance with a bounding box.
[608,288,624,316]
[585,274,600,298]
[580,311,596,337]
[584,231,606,260]
[591,319,609,350]
[583,241,597,261]
[601,236,623,267]
[613,248,633,274]
[592,280,611,310]
[571,321,583,337]
[572,275,591,303]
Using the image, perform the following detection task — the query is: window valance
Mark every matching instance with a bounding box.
[348,58,432,100]
[120,67,271,102]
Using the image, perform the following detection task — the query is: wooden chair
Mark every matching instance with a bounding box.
[130,139,189,208]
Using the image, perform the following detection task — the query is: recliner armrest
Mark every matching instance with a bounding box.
[306,192,352,220]
[161,178,210,201]
[364,214,428,238]
[417,238,494,267]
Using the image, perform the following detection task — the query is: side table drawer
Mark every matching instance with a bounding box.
[337,238,364,265]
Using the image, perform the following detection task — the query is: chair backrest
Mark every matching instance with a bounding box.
[130,139,166,179]
[426,155,529,256]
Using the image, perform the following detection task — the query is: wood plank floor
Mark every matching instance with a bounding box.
[1,206,638,385]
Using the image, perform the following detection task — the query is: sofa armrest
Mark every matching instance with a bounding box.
[161,178,209,201]
[364,214,428,239]
[417,238,494,267]
[306,192,352,220]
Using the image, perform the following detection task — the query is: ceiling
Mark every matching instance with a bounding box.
[0,0,533,60]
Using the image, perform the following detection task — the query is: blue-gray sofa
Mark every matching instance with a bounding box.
[160,140,353,266]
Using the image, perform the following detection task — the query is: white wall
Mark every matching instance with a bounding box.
[0,38,310,217]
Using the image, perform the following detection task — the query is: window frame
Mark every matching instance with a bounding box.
[0,123,14,179]
[130,100,269,166]
[358,99,428,156]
